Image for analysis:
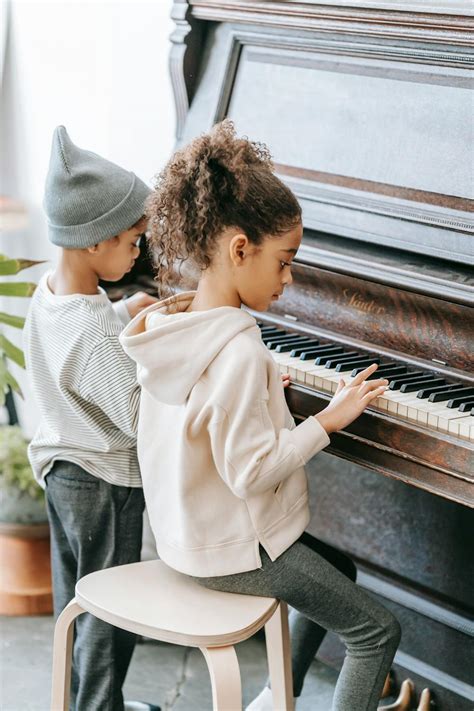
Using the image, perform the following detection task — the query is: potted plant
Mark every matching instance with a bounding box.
[0,424,46,524]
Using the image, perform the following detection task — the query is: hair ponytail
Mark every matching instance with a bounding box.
[146,120,301,292]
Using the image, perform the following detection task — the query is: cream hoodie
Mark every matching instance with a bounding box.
[120,292,330,577]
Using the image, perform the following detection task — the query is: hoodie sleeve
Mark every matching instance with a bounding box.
[208,351,330,499]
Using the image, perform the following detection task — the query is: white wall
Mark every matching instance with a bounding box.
[0,0,177,436]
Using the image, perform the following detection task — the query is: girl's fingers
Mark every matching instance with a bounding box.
[335,378,345,395]
[362,384,388,403]
[350,362,378,387]
[359,378,388,395]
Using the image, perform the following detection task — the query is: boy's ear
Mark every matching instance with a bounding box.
[86,244,100,254]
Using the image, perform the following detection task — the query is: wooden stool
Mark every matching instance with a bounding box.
[51,560,293,711]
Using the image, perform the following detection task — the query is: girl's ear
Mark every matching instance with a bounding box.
[86,244,100,254]
[229,233,249,266]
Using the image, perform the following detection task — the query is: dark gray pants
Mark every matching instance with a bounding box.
[46,461,145,711]
[192,531,401,711]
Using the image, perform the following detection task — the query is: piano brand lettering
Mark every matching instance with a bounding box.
[343,289,385,316]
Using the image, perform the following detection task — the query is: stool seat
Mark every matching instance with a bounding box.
[76,559,278,647]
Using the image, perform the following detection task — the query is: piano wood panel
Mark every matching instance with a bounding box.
[270,261,474,372]
[306,451,474,709]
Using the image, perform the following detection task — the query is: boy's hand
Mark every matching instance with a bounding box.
[281,373,291,388]
[125,292,159,318]
[315,363,388,434]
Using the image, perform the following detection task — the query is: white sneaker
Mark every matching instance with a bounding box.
[245,686,297,710]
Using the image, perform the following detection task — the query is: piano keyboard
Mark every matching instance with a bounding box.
[258,324,474,442]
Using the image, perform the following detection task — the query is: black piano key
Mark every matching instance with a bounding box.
[275,339,315,353]
[447,394,474,409]
[317,351,359,366]
[400,377,445,393]
[260,327,285,336]
[459,401,474,412]
[300,345,343,361]
[289,341,320,357]
[265,335,304,349]
[417,383,459,399]
[365,365,407,380]
[388,371,427,390]
[429,387,474,403]
[334,357,380,372]
[351,362,396,377]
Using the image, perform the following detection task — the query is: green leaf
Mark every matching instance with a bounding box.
[0,360,5,405]
[0,282,37,297]
[0,312,26,328]
[0,334,25,368]
[0,258,45,276]
[0,357,23,397]
[5,367,23,397]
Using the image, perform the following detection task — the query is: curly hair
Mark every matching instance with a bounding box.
[146,120,302,293]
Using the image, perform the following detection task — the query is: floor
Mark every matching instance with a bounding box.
[0,614,339,711]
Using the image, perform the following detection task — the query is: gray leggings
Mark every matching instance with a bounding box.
[192,532,400,711]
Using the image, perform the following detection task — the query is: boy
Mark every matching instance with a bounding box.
[24,126,159,711]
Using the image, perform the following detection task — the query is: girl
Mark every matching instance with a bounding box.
[121,121,400,711]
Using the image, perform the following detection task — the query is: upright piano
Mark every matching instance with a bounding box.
[105,2,474,708]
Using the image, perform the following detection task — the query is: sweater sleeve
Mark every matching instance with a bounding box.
[112,298,131,326]
[78,336,140,437]
[208,354,330,499]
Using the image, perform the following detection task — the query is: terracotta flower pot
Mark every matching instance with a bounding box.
[0,521,53,615]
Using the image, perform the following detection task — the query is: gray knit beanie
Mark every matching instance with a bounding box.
[43,126,151,248]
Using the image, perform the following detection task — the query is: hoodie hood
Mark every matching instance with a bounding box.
[120,291,258,406]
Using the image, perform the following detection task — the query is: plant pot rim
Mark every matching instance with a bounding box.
[0,522,49,538]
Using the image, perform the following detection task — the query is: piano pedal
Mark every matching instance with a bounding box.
[416,688,434,711]
[378,678,414,710]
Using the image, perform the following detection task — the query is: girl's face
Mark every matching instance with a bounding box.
[232,221,303,312]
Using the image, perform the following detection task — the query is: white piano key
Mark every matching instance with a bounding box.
[297,361,328,384]
[452,416,474,441]
[427,406,472,429]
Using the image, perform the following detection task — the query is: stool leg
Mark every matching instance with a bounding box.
[50,598,85,711]
[201,645,242,710]
[265,601,294,711]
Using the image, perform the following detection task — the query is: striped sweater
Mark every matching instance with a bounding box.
[24,272,141,487]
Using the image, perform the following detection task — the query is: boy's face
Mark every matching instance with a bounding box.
[89,224,144,282]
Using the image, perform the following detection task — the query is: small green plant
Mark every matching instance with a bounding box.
[0,253,44,405]
[0,425,43,501]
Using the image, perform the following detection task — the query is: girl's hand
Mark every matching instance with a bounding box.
[281,373,291,389]
[315,364,388,434]
[125,291,159,318]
